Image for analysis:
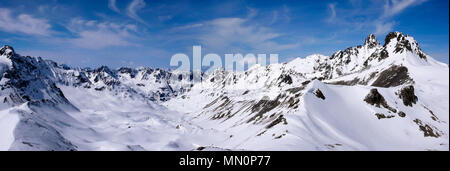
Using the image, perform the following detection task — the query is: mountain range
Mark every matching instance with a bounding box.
[0,31,448,151]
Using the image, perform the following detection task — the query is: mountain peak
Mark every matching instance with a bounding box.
[0,45,16,58]
[383,31,427,60]
[364,34,380,48]
[384,31,405,47]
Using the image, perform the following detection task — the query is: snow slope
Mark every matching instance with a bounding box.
[0,32,449,151]
[164,32,449,150]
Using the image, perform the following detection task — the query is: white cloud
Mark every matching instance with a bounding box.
[374,21,395,35]
[270,5,291,25]
[171,11,299,54]
[325,0,427,35]
[375,0,427,35]
[382,0,427,19]
[0,8,51,36]
[108,0,120,13]
[66,18,138,49]
[201,17,298,52]
[126,0,147,24]
[327,3,337,23]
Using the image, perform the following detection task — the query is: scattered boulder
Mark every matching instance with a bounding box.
[314,89,326,100]
[364,89,397,113]
[375,113,395,119]
[242,90,250,95]
[364,89,387,107]
[398,85,418,107]
[398,111,406,117]
[196,146,206,151]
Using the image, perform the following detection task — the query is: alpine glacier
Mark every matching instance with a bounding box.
[0,32,448,151]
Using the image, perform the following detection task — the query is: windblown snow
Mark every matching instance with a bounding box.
[0,32,449,151]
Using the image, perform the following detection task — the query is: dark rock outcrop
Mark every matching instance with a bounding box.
[314,89,326,100]
[364,89,387,107]
[371,65,412,87]
[398,85,418,107]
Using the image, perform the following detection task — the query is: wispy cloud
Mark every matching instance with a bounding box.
[66,18,139,49]
[108,0,120,13]
[0,8,51,36]
[327,3,337,23]
[126,0,147,24]
[381,0,427,18]
[174,15,299,53]
[326,0,427,35]
[374,21,395,35]
[270,5,291,25]
[374,0,427,34]
[170,23,204,31]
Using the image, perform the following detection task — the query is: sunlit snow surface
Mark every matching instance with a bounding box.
[0,108,19,150]
[54,86,231,151]
[0,33,449,151]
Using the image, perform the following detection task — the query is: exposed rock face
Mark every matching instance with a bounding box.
[1,54,76,107]
[384,32,399,46]
[365,34,381,49]
[375,113,395,119]
[364,89,387,107]
[249,96,282,123]
[398,85,418,107]
[266,115,288,129]
[278,74,293,85]
[0,45,15,57]
[413,119,441,138]
[371,65,412,87]
[364,89,398,113]
[384,32,428,60]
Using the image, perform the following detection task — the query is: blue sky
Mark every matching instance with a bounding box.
[0,0,448,69]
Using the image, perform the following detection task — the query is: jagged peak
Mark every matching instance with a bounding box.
[384,31,419,48]
[384,31,406,46]
[93,66,117,77]
[118,67,136,75]
[364,34,381,48]
[383,31,427,60]
[0,45,16,57]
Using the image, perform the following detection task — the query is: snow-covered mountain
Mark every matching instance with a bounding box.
[0,32,448,151]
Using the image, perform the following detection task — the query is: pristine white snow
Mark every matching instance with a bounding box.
[0,108,19,150]
[54,86,230,151]
[0,32,448,151]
